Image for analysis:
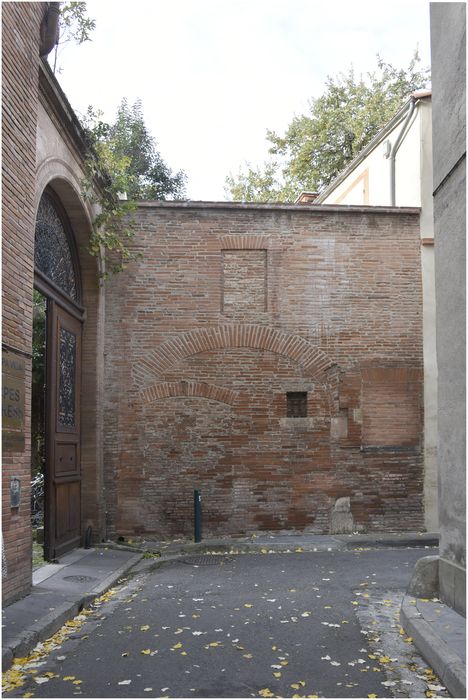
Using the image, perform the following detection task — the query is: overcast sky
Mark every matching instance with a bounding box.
[54,0,432,200]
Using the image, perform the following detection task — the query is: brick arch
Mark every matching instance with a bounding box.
[133,324,335,386]
[140,381,239,406]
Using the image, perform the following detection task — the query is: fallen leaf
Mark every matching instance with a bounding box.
[379,656,391,664]
[118,680,132,685]
[141,649,151,655]
[140,625,150,631]
[63,676,76,681]
[259,689,274,698]
[273,672,281,678]
[244,603,253,608]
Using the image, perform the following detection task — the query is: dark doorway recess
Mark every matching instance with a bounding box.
[34,189,84,561]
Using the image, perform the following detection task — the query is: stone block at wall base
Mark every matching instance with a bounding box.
[407,555,439,598]
[439,557,466,617]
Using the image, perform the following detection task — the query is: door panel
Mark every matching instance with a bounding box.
[44,302,82,560]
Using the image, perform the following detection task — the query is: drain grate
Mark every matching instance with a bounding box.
[181,555,232,566]
[63,575,98,583]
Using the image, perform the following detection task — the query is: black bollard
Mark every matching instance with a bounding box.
[194,490,202,543]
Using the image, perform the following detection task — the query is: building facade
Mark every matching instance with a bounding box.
[430,1,466,616]
[2,2,105,604]
[103,202,424,539]
[299,94,439,533]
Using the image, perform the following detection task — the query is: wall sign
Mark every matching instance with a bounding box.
[2,349,26,452]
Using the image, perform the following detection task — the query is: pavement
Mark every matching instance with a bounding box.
[2,531,465,697]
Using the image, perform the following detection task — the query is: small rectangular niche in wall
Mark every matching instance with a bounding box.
[222,249,267,312]
[287,392,308,418]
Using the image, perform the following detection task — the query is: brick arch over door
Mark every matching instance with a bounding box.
[133,324,336,386]
[140,381,239,406]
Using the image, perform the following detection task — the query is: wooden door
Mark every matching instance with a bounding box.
[44,302,82,560]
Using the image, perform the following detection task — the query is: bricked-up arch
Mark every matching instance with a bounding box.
[140,381,239,406]
[133,324,335,386]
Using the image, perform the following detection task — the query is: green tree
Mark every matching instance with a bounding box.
[80,100,186,276]
[107,98,187,201]
[225,52,430,202]
[53,2,96,74]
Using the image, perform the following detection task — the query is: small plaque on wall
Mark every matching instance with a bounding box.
[2,349,26,453]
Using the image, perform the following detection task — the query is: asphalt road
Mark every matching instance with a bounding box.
[4,547,448,699]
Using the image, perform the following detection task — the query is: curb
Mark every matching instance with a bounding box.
[2,552,143,672]
[98,533,439,558]
[400,595,466,698]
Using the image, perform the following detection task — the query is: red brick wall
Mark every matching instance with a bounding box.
[2,2,45,603]
[104,203,424,537]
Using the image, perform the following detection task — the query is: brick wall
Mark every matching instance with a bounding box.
[104,203,424,538]
[2,2,45,603]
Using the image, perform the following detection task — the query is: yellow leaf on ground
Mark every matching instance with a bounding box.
[368,695,378,698]
[140,625,150,631]
[291,683,300,689]
[273,672,281,678]
[63,677,76,681]
[243,654,253,659]
[172,642,182,649]
[141,649,151,655]
[259,688,274,697]
[72,680,82,685]
[379,656,391,664]
[244,603,253,608]
[272,646,277,651]
[280,660,288,666]
[181,651,187,656]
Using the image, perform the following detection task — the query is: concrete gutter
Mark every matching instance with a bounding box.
[401,595,466,698]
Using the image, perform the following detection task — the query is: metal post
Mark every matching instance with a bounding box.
[194,490,202,543]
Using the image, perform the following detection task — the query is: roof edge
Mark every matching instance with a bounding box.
[135,200,420,215]
[314,93,431,204]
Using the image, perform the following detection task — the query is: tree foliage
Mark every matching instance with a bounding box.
[107,99,187,201]
[53,2,96,73]
[225,52,430,202]
[80,99,186,276]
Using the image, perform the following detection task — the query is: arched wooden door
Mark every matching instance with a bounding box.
[34,189,84,560]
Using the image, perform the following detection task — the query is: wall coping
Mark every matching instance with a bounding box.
[135,201,420,215]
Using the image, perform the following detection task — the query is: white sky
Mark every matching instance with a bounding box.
[54,0,432,201]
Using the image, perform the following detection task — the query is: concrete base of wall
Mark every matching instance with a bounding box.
[439,557,466,617]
